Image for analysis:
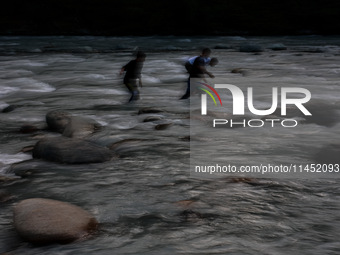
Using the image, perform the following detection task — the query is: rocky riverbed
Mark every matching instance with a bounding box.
[0,36,340,254]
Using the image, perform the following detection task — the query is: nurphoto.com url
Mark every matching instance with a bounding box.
[194,163,340,175]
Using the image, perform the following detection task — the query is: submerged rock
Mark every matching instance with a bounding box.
[0,175,18,182]
[46,110,71,133]
[2,105,19,113]
[108,138,145,151]
[19,125,40,134]
[228,177,258,184]
[13,198,98,244]
[32,137,113,164]
[138,108,164,115]
[179,136,190,141]
[0,190,14,203]
[143,116,163,122]
[108,138,155,157]
[231,68,248,76]
[20,145,35,153]
[155,123,173,130]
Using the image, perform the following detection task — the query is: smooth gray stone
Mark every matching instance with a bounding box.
[13,198,98,244]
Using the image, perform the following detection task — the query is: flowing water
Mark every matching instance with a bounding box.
[0,36,340,254]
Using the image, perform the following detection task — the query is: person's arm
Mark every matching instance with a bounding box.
[206,71,215,78]
[196,57,215,78]
[119,67,125,75]
[198,65,215,78]
[120,61,131,75]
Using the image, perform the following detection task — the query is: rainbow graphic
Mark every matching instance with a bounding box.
[198,82,222,106]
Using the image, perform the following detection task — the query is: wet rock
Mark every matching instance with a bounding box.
[138,108,164,115]
[9,160,36,177]
[0,190,14,203]
[2,105,19,113]
[33,137,114,164]
[19,125,40,134]
[179,136,190,141]
[179,210,205,222]
[20,145,35,153]
[143,116,163,122]
[108,138,156,157]
[0,175,18,182]
[268,43,287,51]
[46,110,71,133]
[13,198,98,244]
[155,123,173,130]
[239,43,263,53]
[108,139,145,151]
[62,116,101,138]
[10,159,65,177]
[31,134,47,140]
[231,68,248,76]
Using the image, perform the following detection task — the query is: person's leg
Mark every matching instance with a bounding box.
[180,77,191,99]
[127,80,140,102]
[124,82,134,102]
[130,88,140,102]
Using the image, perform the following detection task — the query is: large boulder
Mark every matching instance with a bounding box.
[46,110,71,133]
[13,198,98,244]
[62,116,101,138]
[32,137,113,164]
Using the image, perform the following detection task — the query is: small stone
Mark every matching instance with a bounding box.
[46,110,71,133]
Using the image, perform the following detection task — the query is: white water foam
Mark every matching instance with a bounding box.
[0,70,33,79]
[0,78,55,94]
[0,153,32,174]
[0,87,20,98]
[0,102,9,111]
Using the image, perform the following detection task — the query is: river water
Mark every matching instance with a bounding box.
[0,36,340,254]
